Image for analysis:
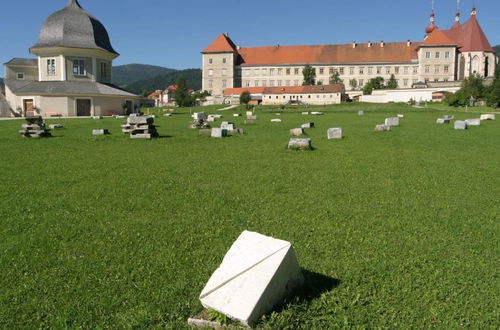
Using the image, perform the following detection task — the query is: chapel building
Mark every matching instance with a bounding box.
[201,7,497,104]
[3,0,139,117]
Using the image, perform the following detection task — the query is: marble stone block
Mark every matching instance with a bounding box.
[271,119,282,123]
[289,128,304,136]
[301,122,314,128]
[211,128,227,138]
[92,129,109,135]
[480,114,495,121]
[192,112,208,121]
[301,112,309,115]
[397,114,404,118]
[247,115,257,120]
[233,114,241,117]
[200,231,303,327]
[220,122,235,130]
[311,112,324,115]
[374,124,391,131]
[454,121,467,130]
[49,124,63,129]
[358,111,364,116]
[244,119,256,125]
[465,118,480,126]
[327,127,343,139]
[288,138,312,150]
[436,118,450,124]
[384,117,399,126]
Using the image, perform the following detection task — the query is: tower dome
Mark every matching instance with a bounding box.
[31,0,118,55]
[425,12,438,34]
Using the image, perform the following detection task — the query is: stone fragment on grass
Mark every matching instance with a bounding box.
[444,115,454,120]
[233,114,241,117]
[211,128,227,138]
[92,129,109,135]
[230,128,244,135]
[288,138,312,150]
[465,118,480,126]
[220,122,235,130]
[192,112,208,121]
[244,119,256,125]
[358,111,364,116]
[199,230,303,327]
[311,111,324,115]
[454,121,467,130]
[384,117,399,126]
[271,119,282,123]
[397,114,404,118]
[49,124,63,129]
[301,122,314,128]
[289,128,304,136]
[163,113,172,117]
[247,115,257,120]
[93,116,103,120]
[375,124,390,131]
[480,114,495,121]
[327,127,343,139]
[301,112,309,115]
[436,118,450,124]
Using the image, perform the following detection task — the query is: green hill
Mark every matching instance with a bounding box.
[125,69,202,95]
[494,45,500,57]
[112,64,177,87]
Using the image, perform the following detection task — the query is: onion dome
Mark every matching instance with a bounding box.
[451,12,461,29]
[425,12,438,34]
[31,0,118,55]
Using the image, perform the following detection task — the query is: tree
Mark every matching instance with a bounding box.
[302,65,316,85]
[174,75,193,107]
[387,74,398,89]
[329,71,342,84]
[240,91,251,108]
[445,73,487,107]
[349,79,358,90]
[486,64,500,108]
[363,76,385,95]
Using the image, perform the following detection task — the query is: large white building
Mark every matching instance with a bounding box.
[201,7,497,104]
[3,0,139,117]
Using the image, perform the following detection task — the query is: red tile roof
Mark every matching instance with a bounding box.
[223,87,266,95]
[224,85,345,96]
[202,33,237,53]
[441,15,494,52]
[421,29,457,46]
[237,42,420,66]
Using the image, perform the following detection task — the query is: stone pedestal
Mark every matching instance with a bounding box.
[211,128,228,138]
[92,129,109,135]
[289,128,304,136]
[301,122,314,128]
[374,124,390,131]
[384,117,399,126]
[465,118,480,126]
[480,114,495,121]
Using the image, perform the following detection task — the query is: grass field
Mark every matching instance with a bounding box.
[0,103,499,328]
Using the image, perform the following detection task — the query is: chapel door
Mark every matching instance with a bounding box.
[76,99,91,116]
[125,100,133,115]
[23,99,34,117]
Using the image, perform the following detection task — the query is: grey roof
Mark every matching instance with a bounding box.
[31,0,118,55]
[5,58,38,66]
[5,79,137,97]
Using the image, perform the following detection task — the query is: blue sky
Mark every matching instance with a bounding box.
[1,0,499,77]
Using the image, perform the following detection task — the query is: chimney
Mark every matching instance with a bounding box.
[352,41,357,48]
[380,41,385,48]
[236,45,241,50]
[407,40,412,47]
[368,41,372,48]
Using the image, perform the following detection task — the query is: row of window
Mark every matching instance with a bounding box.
[239,66,420,77]
[424,65,450,74]
[44,58,107,78]
[208,57,228,64]
[425,51,452,59]
[268,94,336,100]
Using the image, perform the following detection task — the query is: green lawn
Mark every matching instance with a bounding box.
[0,103,498,328]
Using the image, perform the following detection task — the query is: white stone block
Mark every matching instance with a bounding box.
[211,128,227,138]
[301,112,309,115]
[444,115,454,120]
[465,118,481,126]
[49,124,63,129]
[454,121,467,130]
[301,122,314,129]
[220,122,235,130]
[384,117,399,126]
[397,114,404,118]
[311,112,324,115]
[436,118,450,124]
[200,231,303,327]
[374,124,390,131]
[289,128,304,136]
[246,111,253,116]
[327,127,342,139]
[247,115,257,120]
[92,129,109,135]
[288,138,312,150]
[271,119,282,123]
[233,114,241,117]
[358,111,364,116]
[93,116,103,120]
[192,112,208,121]
[163,113,172,117]
[480,114,495,121]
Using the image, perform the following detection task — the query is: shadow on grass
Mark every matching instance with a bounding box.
[257,269,339,325]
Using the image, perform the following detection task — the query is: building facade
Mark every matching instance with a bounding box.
[201,8,497,104]
[3,0,139,117]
